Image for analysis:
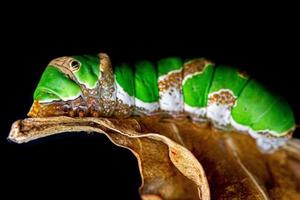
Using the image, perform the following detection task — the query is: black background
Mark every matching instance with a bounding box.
[1,5,299,200]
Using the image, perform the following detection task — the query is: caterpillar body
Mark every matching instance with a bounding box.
[28,53,296,151]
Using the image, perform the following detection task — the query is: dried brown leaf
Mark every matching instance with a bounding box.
[8,116,300,200]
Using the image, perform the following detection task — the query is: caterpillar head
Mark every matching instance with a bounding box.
[28,53,116,118]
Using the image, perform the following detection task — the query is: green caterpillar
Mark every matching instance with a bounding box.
[28,53,296,151]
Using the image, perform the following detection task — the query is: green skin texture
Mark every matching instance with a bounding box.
[134,61,159,103]
[231,80,295,136]
[35,55,100,102]
[208,66,249,97]
[115,57,183,101]
[157,57,183,77]
[183,63,215,107]
[33,55,295,137]
[72,55,100,89]
[34,66,82,102]
[183,62,294,135]
[114,63,135,96]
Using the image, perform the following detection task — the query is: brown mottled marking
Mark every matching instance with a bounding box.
[28,98,102,118]
[99,53,112,74]
[98,53,116,116]
[158,71,182,92]
[114,99,133,117]
[208,90,236,107]
[28,100,71,117]
[183,58,213,77]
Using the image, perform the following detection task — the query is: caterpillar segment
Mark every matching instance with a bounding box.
[114,63,135,117]
[231,79,295,150]
[28,53,296,151]
[206,66,250,129]
[134,60,160,115]
[182,58,215,121]
[157,57,184,115]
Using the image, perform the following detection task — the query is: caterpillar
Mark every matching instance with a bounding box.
[28,53,296,151]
